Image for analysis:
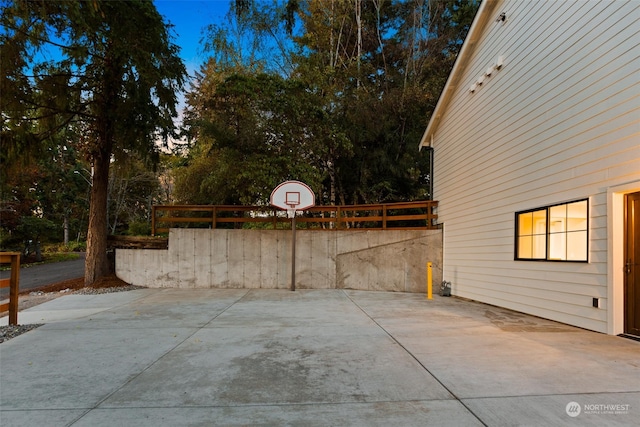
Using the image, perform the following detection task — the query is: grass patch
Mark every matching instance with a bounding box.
[41,252,80,264]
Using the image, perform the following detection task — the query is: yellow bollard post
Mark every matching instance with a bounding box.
[427,262,433,300]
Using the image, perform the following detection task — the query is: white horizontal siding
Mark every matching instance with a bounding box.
[433,0,640,333]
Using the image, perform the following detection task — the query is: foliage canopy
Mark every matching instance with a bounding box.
[177,0,479,206]
[0,0,478,283]
[1,0,186,284]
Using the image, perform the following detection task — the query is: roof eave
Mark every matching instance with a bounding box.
[418,0,501,150]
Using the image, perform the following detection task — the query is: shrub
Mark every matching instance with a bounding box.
[127,221,151,236]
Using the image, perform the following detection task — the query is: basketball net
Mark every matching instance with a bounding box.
[287,207,296,219]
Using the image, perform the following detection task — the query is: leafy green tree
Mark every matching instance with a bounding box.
[179,66,323,205]
[0,162,42,251]
[170,0,479,212]
[181,0,478,207]
[107,154,161,235]
[292,0,479,204]
[0,120,89,255]
[0,158,79,259]
[1,0,186,284]
[203,0,297,75]
[37,130,90,245]
[16,216,57,262]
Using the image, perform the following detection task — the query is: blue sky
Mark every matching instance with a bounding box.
[153,1,233,133]
[154,0,232,76]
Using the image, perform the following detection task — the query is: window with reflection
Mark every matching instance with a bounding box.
[515,200,588,262]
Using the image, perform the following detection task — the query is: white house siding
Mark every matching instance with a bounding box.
[432,0,640,333]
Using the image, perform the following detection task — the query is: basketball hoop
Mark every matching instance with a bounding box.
[286,192,300,218]
[270,181,315,212]
[270,181,316,292]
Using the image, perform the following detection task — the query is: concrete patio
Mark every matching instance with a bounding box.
[1,289,638,426]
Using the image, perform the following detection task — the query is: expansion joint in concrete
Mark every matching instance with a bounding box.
[340,290,489,427]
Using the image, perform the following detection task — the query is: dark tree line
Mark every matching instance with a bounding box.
[1,0,186,284]
[1,0,477,285]
[177,0,479,206]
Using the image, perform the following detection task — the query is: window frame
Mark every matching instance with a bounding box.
[514,199,589,263]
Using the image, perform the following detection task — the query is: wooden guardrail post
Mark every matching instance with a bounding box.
[151,205,156,236]
[0,252,21,325]
[382,205,388,229]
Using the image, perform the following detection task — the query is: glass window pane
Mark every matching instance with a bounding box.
[549,232,566,260]
[567,200,587,232]
[518,212,532,235]
[566,230,587,261]
[515,199,587,262]
[533,235,546,259]
[549,205,566,233]
[518,236,532,258]
[532,209,547,234]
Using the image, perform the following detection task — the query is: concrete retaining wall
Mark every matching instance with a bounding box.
[116,228,442,293]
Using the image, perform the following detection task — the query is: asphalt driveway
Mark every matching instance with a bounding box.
[0,254,84,297]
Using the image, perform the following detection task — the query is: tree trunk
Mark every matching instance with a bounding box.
[35,240,42,262]
[85,38,120,286]
[84,152,111,286]
[63,213,69,245]
[355,0,362,88]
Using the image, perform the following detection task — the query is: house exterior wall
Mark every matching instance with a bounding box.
[431,0,639,333]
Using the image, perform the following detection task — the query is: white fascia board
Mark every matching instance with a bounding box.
[418,0,502,150]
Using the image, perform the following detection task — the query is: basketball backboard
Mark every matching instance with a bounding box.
[270,180,315,211]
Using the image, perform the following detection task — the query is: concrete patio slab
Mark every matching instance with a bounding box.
[1,325,194,410]
[1,289,638,426]
[463,393,640,426]
[70,400,484,427]
[0,290,150,326]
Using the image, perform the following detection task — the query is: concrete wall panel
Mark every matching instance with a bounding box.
[275,231,292,290]
[162,229,180,287]
[193,230,212,288]
[227,230,246,288]
[259,232,278,289]
[295,231,313,289]
[149,249,171,287]
[310,231,335,289]
[177,229,196,288]
[242,231,262,288]
[211,229,229,288]
[336,236,439,292]
[116,229,442,293]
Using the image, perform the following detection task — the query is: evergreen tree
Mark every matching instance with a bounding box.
[1,0,186,284]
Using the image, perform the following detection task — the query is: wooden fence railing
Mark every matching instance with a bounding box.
[152,200,438,236]
[0,252,20,325]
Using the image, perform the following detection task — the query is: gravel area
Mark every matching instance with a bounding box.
[0,276,144,344]
[73,285,145,295]
[0,323,44,343]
